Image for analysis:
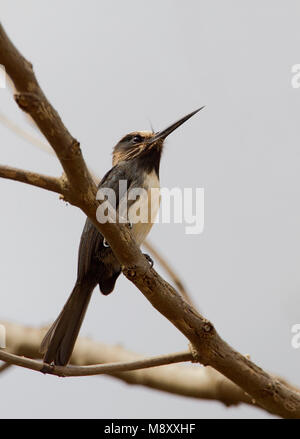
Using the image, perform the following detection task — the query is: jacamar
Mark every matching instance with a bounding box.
[41,107,204,366]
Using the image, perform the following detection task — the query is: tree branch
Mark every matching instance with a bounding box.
[3,321,299,411]
[0,321,258,408]
[0,164,64,194]
[1,22,300,418]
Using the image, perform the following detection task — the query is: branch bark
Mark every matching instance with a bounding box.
[0,22,299,418]
[0,164,64,194]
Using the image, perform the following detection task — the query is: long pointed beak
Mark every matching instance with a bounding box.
[149,106,205,144]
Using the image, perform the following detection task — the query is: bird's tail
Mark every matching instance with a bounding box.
[40,279,95,366]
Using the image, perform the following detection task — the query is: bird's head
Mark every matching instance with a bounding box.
[112,107,204,166]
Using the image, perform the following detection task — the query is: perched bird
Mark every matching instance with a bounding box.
[41,107,204,366]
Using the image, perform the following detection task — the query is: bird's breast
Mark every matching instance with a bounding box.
[128,170,160,246]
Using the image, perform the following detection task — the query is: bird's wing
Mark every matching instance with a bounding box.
[77,164,135,280]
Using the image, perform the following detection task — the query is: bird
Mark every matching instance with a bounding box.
[40,107,204,366]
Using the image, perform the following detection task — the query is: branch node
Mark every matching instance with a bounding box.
[203,321,214,333]
[122,266,137,279]
[14,92,41,113]
[188,343,202,364]
[70,140,81,157]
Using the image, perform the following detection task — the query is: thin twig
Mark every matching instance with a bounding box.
[0,362,12,373]
[0,347,192,377]
[143,240,195,307]
[0,111,52,154]
[0,112,101,185]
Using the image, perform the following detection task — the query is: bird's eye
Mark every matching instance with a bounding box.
[132,135,143,143]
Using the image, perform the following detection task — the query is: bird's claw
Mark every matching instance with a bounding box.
[103,238,110,248]
[40,362,55,374]
[143,253,154,268]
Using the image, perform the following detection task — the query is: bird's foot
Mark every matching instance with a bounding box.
[40,361,55,375]
[143,253,154,268]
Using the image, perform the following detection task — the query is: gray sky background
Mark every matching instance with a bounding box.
[1,0,300,419]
